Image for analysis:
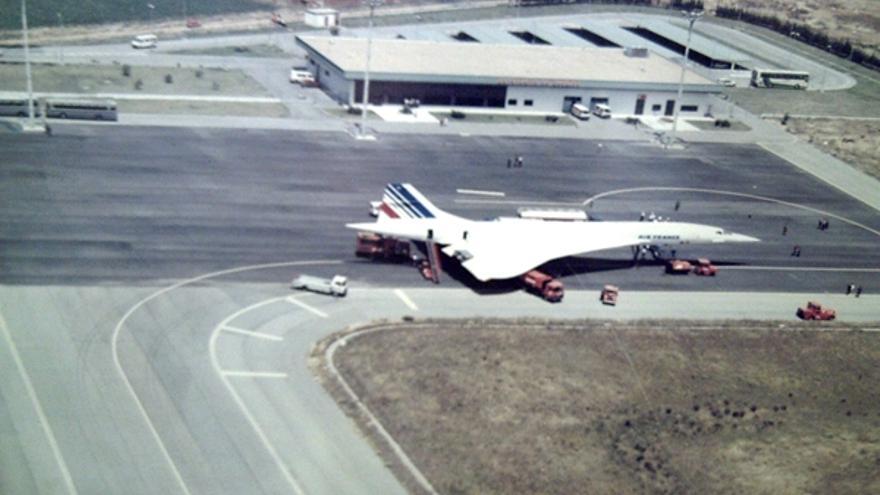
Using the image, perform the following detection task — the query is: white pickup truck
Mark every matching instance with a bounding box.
[291,274,348,297]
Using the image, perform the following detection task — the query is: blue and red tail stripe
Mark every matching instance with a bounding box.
[382,183,436,219]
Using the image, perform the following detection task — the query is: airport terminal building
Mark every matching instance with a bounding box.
[295,35,721,116]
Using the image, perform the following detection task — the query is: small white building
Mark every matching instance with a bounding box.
[304,8,339,29]
[295,35,721,116]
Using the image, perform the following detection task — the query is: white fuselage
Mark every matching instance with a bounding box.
[357,216,751,248]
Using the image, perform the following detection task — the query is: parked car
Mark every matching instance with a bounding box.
[289,67,317,86]
[131,34,157,49]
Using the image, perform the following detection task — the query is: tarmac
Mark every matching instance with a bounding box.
[1,8,879,495]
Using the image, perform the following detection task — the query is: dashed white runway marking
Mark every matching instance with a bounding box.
[221,325,284,342]
[285,296,329,318]
[394,289,419,311]
[222,370,288,379]
[456,188,506,197]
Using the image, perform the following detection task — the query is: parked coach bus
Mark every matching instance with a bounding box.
[750,69,810,89]
[0,99,40,117]
[45,99,118,121]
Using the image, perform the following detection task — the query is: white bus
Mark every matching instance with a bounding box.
[750,69,810,89]
[0,98,40,117]
[45,99,118,121]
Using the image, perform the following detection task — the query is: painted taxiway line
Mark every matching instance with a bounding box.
[0,309,78,495]
[723,266,880,273]
[209,296,306,495]
[221,325,284,342]
[456,188,506,197]
[582,186,880,237]
[326,326,439,495]
[222,370,288,379]
[453,198,580,207]
[286,296,329,318]
[112,260,341,495]
[393,289,419,311]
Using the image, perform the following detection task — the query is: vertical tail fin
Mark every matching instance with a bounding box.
[378,183,451,221]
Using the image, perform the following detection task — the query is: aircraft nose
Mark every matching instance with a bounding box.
[730,233,761,243]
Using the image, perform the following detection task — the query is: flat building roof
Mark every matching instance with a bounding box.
[297,35,716,89]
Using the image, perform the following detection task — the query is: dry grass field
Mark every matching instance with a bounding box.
[706,0,880,50]
[785,118,880,180]
[0,62,268,97]
[318,320,880,495]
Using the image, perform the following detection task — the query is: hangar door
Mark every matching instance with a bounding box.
[562,96,582,113]
[354,80,506,107]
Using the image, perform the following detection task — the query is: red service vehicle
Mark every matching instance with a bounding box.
[521,270,564,302]
[665,259,693,274]
[355,232,410,261]
[185,18,201,28]
[693,258,718,276]
[600,285,619,306]
[418,259,435,281]
[271,13,287,27]
[796,301,836,321]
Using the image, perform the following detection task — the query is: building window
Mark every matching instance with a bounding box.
[652,104,661,111]
[524,99,534,106]
[681,105,698,112]
[508,99,517,106]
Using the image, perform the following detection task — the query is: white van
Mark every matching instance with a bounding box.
[570,103,590,120]
[592,103,611,119]
[289,67,317,86]
[131,34,157,49]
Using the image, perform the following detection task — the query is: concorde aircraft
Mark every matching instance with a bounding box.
[347,183,760,282]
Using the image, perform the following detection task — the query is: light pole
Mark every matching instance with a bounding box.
[358,0,382,140]
[21,0,36,128]
[147,3,154,23]
[56,12,64,63]
[669,9,702,147]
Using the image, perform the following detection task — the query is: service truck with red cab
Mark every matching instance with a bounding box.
[521,270,564,302]
[796,301,836,321]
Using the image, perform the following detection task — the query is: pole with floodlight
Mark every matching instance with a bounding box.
[21,0,35,127]
[358,0,382,140]
[669,9,702,147]
[56,12,64,63]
